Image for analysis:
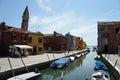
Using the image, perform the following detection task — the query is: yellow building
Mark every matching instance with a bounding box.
[81,41,87,49]
[27,32,44,54]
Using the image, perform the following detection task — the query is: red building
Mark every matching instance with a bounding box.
[44,31,67,52]
[0,6,30,56]
[75,37,83,50]
[0,22,28,56]
[98,22,120,54]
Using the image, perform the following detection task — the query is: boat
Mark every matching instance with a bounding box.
[50,57,70,68]
[7,71,41,80]
[75,54,81,58]
[95,60,107,70]
[90,70,110,80]
[69,56,75,61]
[94,55,101,60]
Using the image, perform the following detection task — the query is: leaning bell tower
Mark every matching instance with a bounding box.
[21,6,29,31]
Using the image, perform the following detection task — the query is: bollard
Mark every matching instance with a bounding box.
[114,60,118,67]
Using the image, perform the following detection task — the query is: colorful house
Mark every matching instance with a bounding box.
[44,31,67,52]
[27,32,44,54]
[0,22,33,56]
[75,37,83,50]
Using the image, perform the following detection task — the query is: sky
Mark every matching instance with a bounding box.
[0,0,120,46]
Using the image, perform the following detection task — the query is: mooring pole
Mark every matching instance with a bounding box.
[19,55,29,72]
[114,60,118,67]
[8,56,15,77]
[46,53,50,61]
[61,72,64,80]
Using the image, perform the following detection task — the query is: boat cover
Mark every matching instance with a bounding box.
[51,57,70,68]
[95,60,107,70]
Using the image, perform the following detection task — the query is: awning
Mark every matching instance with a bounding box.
[14,45,33,49]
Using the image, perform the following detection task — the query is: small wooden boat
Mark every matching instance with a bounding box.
[75,54,81,58]
[69,56,75,61]
[50,57,70,68]
[90,70,110,80]
[94,55,101,60]
[7,72,41,80]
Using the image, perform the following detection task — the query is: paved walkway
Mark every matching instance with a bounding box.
[102,54,120,73]
[0,50,81,73]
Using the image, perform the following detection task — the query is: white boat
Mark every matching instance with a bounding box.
[90,70,110,80]
[75,54,81,58]
[69,56,75,61]
[7,72,41,80]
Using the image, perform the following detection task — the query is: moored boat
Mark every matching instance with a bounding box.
[50,57,70,68]
[95,60,107,71]
[89,70,110,80]
[69,56,75,61]
[7,71,41,80]
[75,54,81,58]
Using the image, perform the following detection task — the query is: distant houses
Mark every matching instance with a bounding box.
[44,31,67,52]
[0,6,87,56]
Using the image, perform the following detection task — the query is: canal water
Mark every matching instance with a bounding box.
[36,47,115,80]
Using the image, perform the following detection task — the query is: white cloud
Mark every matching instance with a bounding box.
[36,0,52,12]
[29,11,75,33]
[29,11,98,46]
[70,24,97,36]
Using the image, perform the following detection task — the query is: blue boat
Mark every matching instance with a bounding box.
[95,60,107,70]
[50,57,70,68]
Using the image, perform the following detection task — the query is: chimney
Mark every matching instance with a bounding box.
[54,31,57,36]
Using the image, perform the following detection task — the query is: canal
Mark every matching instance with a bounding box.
[36,47,115,80]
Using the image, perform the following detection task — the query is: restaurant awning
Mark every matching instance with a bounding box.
[14,45,33,49]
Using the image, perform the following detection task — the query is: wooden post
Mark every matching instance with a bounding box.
[19,54,29,72]
[61,72,64,80]
[8,57,15,77]
[114,60,118,67]
[46,53,50,61]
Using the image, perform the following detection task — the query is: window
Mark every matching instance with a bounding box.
[28,37,32,43]
[21,35,26,42]
[38,38,42,43]
[12,34,16,41]
[116,28,120,34]
[38,47,42,51]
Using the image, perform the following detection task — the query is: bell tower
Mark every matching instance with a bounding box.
[21,6,29,31]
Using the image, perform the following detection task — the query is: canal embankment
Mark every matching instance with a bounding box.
[0,49,89,80]
[101,54,120,80]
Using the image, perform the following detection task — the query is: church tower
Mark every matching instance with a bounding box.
[21,6,29,31]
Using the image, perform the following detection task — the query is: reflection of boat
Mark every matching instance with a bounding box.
[50,57,70,68]
[69,56,75,61]
[90,70,110,80]
[7,72,41,80]
[95,60,107,70]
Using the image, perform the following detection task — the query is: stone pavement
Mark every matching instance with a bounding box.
[0,50,81,73]
[102,54,120,73]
